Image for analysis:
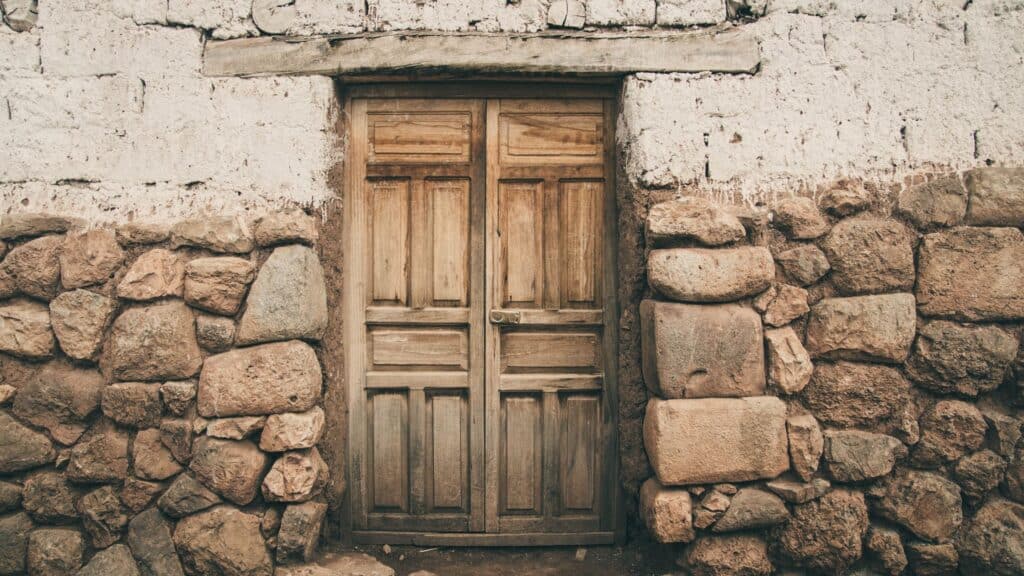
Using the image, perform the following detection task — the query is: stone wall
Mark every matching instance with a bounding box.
[638,166,1024,575]
[0,211,331,575]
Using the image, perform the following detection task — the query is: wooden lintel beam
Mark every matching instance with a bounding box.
[202,29,761,78]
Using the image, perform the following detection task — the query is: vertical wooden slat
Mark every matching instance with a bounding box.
[431,179,470,305]
[561,181,598,306]
[541,390,561,525]
[410,178,432,309]
[484,99,502,533]
[542,180,560,309]
[468,99,487,533]
[408,388,427,515]
[370,179,409,305]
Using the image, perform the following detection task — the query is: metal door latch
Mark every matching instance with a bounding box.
[489,310,521,325]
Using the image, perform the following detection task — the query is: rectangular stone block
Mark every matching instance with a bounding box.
[805,293,916,363]
[657,0,727,26]
[640,300,765,399]
[965,167,1024,226]
[640,477,694,543]
[644,397,789,485]
[647,247,775,303]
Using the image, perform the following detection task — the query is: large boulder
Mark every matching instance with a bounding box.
[157,474,221,519]
[640,300,765,399]
[236,245,327,345]
[0,411,55,473]
[27,528,83,576]
[821,218,916,295]
[957,498,1024,575]
[644,397,788,485]
[170,216,254,254]
[127,508,185,576]
[23,471,78,523]
[906,320,1018,397]
[917,226,1024,321]
[105,301,202,381]
[260,407,325,452]
[198,340,322,417]
[645,199,746,247]
[77,544,140,576]
[189,437,270,505]
[912,400,986,468]
[13,362,104,444]
[683,534,772,576]
[49,289,117,360]
[173,506,273,576]
[0,299,55,359]
[764,327,812,395]
[774,244,830,286]
[1,235,63,300]
[771,489,869,575]
[964,167,1024,226]
[117,249,186,301]
[184,257,256,315]
[262,448,329,503]
[66,421,129,483]
[0,512,32,575]
[869,470,962,542]
[640,477,695,543]
[59,229,124,289]
[805,293,916,363]
[823,430,902,482]
[711,488,788,533]
[276,501,328,564]
[77,485,128,549]
[101,382,163,429]
[647,247,774,303]
[896,175,967,229]
[802,361,914,433]
[787,414,823,482]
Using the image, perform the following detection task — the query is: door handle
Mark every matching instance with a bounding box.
[489,310,521,325]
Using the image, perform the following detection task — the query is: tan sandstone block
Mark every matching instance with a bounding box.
[805,293,916,363]
[198,340,322,417]
[640,477,694,543]
[648,247,775,303]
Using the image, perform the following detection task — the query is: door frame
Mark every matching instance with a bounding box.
[338,82,622,546]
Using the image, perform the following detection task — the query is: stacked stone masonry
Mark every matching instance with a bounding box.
[0,210,330,575]
[640,167,1024,575]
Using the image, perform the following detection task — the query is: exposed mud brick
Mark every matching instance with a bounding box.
[49,289,117,360]
[255,210,319,247]
[127,507,185,576]
[116,221,171,246]
[775,244,830,286]
[160,418,193,464]
[953,449,1007,503]
[586,0,655,26]
[640,477,695,543]
[912,400,987,468]
[262,447,328,503]
[805,293,916,363]
[905,542,958,576]
[117,249,186,301]
[78,544,140,576]
[917,227,1024,321]
[683,534,772,576]
[906,320,1018,397]
[184,256,255,315]
[866,525,907,576]
[870,470,962,542]
[964,167,1024,226]
[0,299,55,358]
[640,300,765,399]
[207,416,266,440]
[765,477,830,504]
[66,421,129,483]
[0,481,21,513]
[772,489,868,575]
[189,437,269,505]
[13,362,103,444]
[160,380,196,417]
[787,414,823,482]
[802,361,913,433]
[644,397,788,485]
[765,327,812,395]
[0,411,55,473]
[957,498,1024,575]
[198,340,322,417]
[260,407,324,452]
[276,500,328,564]
[646,199,745,247]
[171,216,254,254]
[195,313,235,352]
[896,175,967,229]
[773,197,829,239]
[236,245,328,345]
[657,0,726,25]
[756,284,808,327]
[0,214,75,240]
[59,229,124,289]
[821,219,915,295]
[711,488,788,533]
[134,428,184,481]
[173,506,273,576]
[647,247,775,303]
[102,383,163,428]
[119,477,164,515]
[1,235,62,300]
[78,485,128,549]
[105,301,202,381]
[157,474,221,518]
[23,471,78,523]
[823,430,902,482]
[0,512,32,575]
[27,528,83,576]
[821,187,871,217]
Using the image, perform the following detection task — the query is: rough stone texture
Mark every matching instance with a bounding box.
[1,235,62,300]
[647,247,775,303]
[756,284,808,327]
[766,477,830,504]
[117,249,186,301]
[821,187,871,217]
[774,244,830,286]
[276,500,328,564]
[656,0,726,26]
[912,400,987,468]
[764,327,812,395]
[27,528,83,576]
[585,0,655,26]
[646,199,745,247]
[787,414,823,482]
[802,361,914,433]
[13,362,103,444]
[160,418,194,464]
[49,289,117,360]
[0,512,32,575]
[195,314,235,352]
[262,447,328,503]
[953,449,1007,503]
[957,498,1024,576]
[772,490,869,575]
[870,470,962,542]
[906,321,1018,397]
[174,506,273,576]
[694,489,730,530]
[66,422,129,483]
[640,300,765,399]
[102,382,163,428]
[0,410,55,473]
[208,416,266,440]
[260,407,325,452]
[683,534,772,576]
[78,544,141,576]
[134,428,184,481]
[78,485,128,549]
[639,477,694,544]
[255,210,318,247]
[127,508,185,576]
[0,386,13,406]
[171,216,254,254]
[119,478,164,515]
[184,256,256,315]
[896,175,967,229]
[23,471,78,523]
[805,293,916,363]
[711,488,788,533]
[773,197,830,239]
[105,301,202,381]
[59,229,124,289]
[866,525,908,576]
[189,437,270,505]
[905,542,959,576]
[0,299,55,358]
[644,397,789,485]
[278,554,394,576]
[985,409,1023,460]
[160,380,196,417]
[821,218,916,295]
[0,214,74,240]
[116,221,171,245]
[157,474,221,518]
[965,167,1024,226]
[0,481,22,513]
[236,245,328,345]
[198,340,323,417]
[916,227,1024,321]
[823,430,902,482]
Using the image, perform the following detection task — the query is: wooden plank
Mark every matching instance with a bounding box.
[204,29,761,77]
[370,328,467,369]
[368,112,471,163]
[561,395,599,512]
[351,530,615,546]
[365,372,469,390]
[561,180,600,306]
[512,309,603,326]
[409,388,427,515]
[409,178,432,309]
[499,374,603,392]
[365,306,470,325]
[370,392,408,511]
[466,99,487,533]
[499,180,542,307]
[501,332,600,372]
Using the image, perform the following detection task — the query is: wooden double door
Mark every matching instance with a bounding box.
[344,89,618,545]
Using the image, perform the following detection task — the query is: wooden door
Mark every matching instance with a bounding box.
[345,89,617,545]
